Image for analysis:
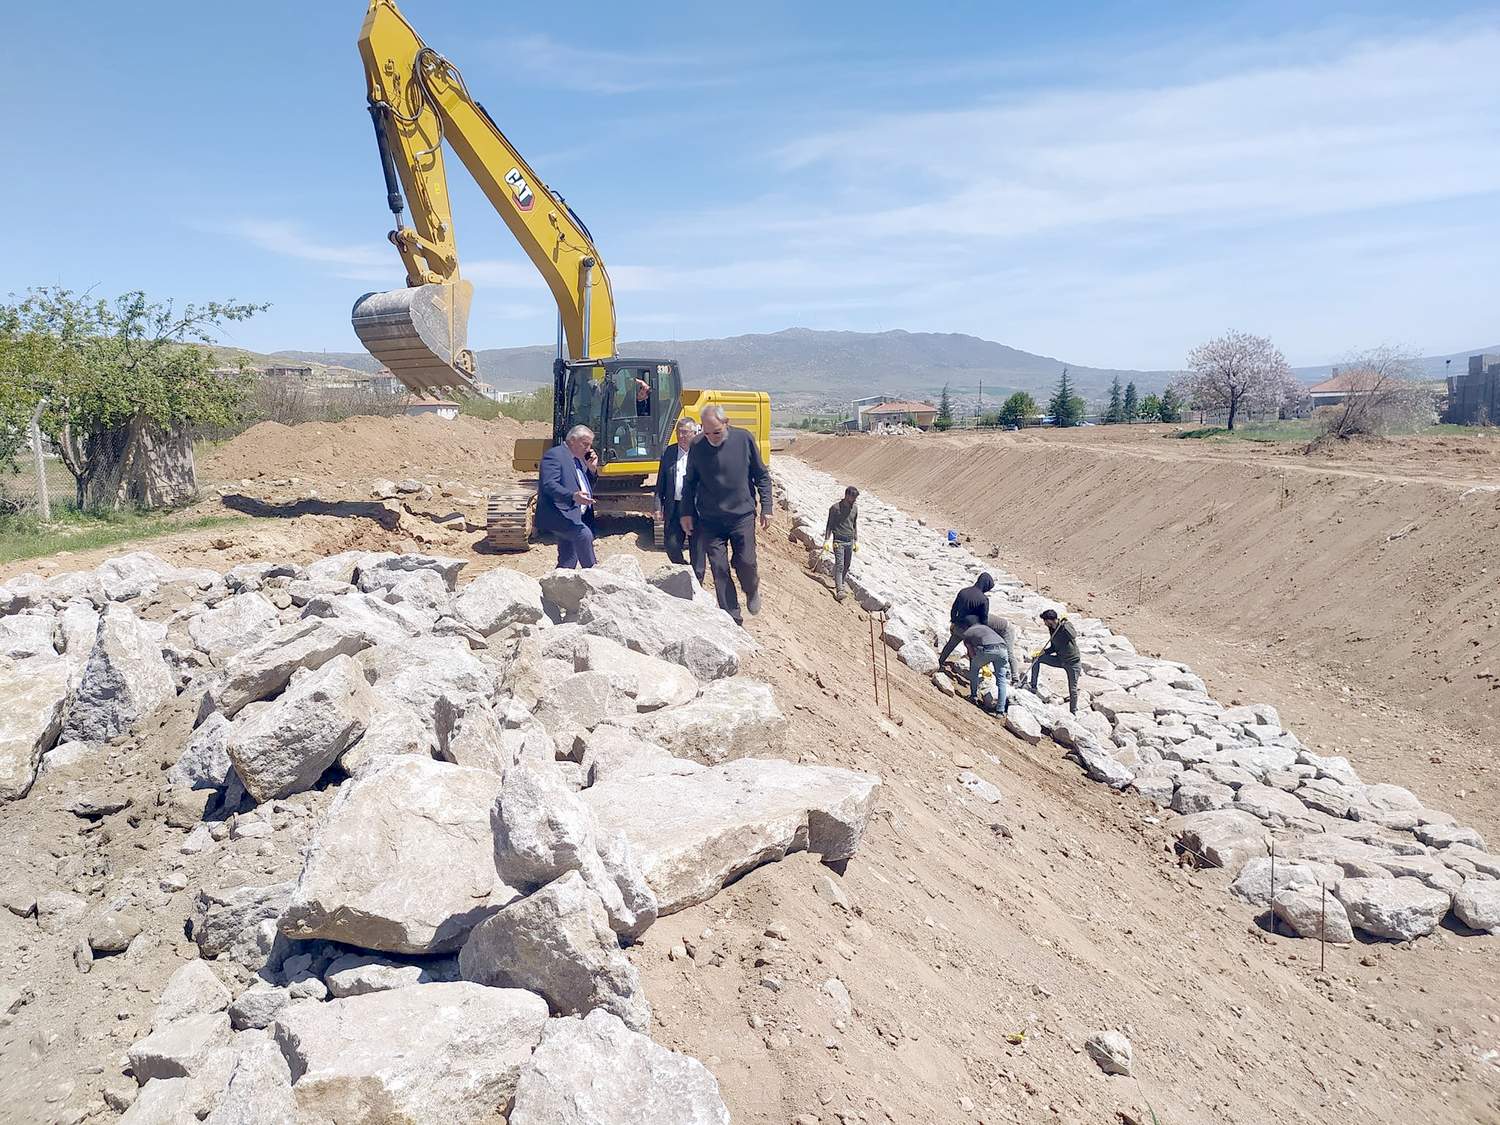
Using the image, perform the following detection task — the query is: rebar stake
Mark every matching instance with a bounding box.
[867,613,880,707]
[880,610,893,720]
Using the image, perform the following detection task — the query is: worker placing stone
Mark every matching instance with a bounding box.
[774,456,1499,946]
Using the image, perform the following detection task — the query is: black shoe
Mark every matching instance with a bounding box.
[747,590,762,615]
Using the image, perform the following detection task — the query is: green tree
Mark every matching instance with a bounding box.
[997,391,1036,429]
[1159,387,1184,422]
[1105,375,1123,423]
[1123,381,1138,421]
[1139,393,1162,421]
[1048,368,1083,427]
[1,288,263,510]
[934,384,954,431]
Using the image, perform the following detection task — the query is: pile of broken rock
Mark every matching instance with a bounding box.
[1,548,880,1122]
[774,457,1499,948]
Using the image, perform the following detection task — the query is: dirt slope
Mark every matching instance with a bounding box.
[5,415,1498,1123]
[794,427,1500,842]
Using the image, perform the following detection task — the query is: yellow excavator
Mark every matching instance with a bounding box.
[351,0,770,550]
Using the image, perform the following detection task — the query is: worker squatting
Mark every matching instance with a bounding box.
[539,407,1080,715]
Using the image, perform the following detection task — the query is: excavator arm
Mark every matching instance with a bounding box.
[353,0,617,395]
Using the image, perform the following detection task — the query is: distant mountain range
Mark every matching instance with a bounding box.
[274,328,1181,414]
[1293,346,1500,384]
[272,330,1500,415]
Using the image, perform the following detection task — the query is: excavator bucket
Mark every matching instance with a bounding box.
[350,280,481,398]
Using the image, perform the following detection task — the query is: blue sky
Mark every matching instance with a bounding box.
[3,1,1498,369]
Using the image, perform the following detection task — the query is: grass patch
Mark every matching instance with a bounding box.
[1174,421,1318,443]
[0,505,245,565]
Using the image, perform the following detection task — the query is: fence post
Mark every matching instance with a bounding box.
[29,404,50,521]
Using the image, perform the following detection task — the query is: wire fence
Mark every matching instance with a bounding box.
[0,415,69,518]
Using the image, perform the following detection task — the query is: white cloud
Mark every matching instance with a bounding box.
[219,219,393,282]
[770,24,1500,243]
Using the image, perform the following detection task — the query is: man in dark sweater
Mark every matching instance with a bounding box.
[680,404,773,625]
[1028,608,1081,713]
[937,572,995,665]
[823,485,860,601]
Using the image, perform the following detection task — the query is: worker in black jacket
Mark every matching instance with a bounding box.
[1028,608,1081,713]
[937,572,995,665]
[681,404,772,625]
[654,416,701,574]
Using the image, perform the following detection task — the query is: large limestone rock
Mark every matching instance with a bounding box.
[614,678,787,766]
[1227,856,1336,906]
[192,882,295,967]
[1169,809,1269,871]
[1454,882,1500,933]
[1336,877,1451,941]
[97,551,188,603]
[127,1011,231,1083]
[300,591,428,646]
[575,585,756,680]
[281,757,515,954]
[1273,885,1355,943]
[271,983,547,1124]
[459,872,649,1031]
[343,635,496,776]
[532,670,627,744]
[0,657,70,801]
[203,1031,295,1125]
[322,953,458,998]
[60,604,175,743]
[578,727,683,786]
[539,566,645,618]
[454,567,545,635]
[585,758,880,914]
[154,961,232,1028]
[355,552,465,592]
[510,1009,730,1125]
[216,619,371,716]
[187,593,281,664]
[227,655,374,802]
[493,761,658,941]
[168,711,234,791]
[0,612,56,660]
[571,633,699,711]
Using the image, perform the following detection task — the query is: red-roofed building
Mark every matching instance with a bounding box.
[1307,368,1385,409]
[857,399,938,430]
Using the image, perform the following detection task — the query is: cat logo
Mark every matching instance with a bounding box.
[504,168,535,211]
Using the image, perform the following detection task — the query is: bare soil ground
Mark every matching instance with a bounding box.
[794,425,1500,844]
[4,415,1498,1124]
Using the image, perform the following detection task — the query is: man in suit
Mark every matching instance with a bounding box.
[654,416,701,573]
[536,425,599,569]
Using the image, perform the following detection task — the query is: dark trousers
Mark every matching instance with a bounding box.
[938,622,964,664]
[555,521,596,569]
[1030,653,1079,713]
[695,513,757,623]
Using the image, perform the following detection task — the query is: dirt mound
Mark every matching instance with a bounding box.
[201,414,543,486]
[795,428,1500,843]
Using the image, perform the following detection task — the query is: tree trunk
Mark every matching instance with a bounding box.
[1226,392,1241,431]
[71,415,197,511]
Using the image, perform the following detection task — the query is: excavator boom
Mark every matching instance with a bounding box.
[353,0,616,396]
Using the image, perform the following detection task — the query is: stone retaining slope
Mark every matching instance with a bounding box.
[0,548,880,1122]
[774,456,1499,945]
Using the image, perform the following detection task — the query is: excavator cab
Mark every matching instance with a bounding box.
[558,359,682,473]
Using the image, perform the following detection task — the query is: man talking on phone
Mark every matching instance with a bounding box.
[536,425,600,569]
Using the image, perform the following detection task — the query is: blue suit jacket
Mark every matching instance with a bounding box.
[536,444,596,534]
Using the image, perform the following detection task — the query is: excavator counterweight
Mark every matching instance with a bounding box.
[350,281,478,398]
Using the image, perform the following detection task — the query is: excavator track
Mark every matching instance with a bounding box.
[485,487,536,552]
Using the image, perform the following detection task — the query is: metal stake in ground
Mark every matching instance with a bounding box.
[1319,883,1327,973]
[867,613,881,707]
[879,609,893,720]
